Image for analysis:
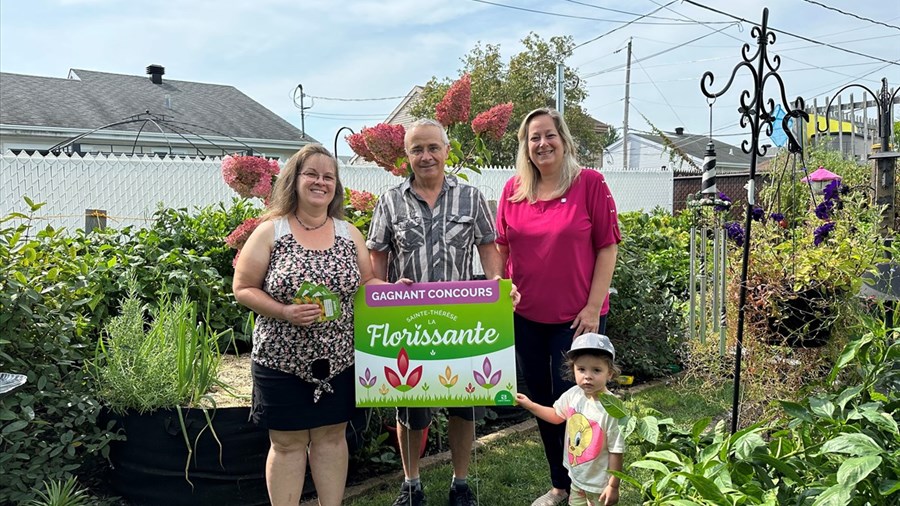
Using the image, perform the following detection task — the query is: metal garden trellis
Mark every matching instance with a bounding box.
[699,8,810,434]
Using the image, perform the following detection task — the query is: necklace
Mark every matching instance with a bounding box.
[295,212,328,231]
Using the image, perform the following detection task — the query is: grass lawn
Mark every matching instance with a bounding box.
[342,378,733,506]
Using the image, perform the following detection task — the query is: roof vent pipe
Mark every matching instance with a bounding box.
[675,127,684,135]
[146,64,165,84]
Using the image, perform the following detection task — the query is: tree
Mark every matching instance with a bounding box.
[410,33,609,166]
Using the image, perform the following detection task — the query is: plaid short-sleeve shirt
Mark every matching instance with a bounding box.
[366,174,496,282]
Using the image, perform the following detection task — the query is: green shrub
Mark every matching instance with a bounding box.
[609,209,690,379]
[0,200,117,505]
[615,315,899,505]
[86,200,259,351]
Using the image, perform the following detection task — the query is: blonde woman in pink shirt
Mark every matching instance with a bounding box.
[496,108,620,506]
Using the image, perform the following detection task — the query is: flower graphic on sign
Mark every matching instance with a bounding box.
[379,384,389,396]
[359,368,377,398]
[439,366,459,393]
[473,357,501,390]
[465,382,475,394]
[384,348,423,393]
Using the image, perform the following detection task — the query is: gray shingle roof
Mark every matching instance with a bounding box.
[0,69,311,142]
[634,130,754,169]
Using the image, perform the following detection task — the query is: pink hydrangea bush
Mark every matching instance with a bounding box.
[345,124,409,176]
[221,155,280,199]
[225,217,261,250]
[349,189,377,213]
[436,74,472,127]
[471,102,514,141]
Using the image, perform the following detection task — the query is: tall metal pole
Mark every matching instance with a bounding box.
[700,8,807,433]
[622,38,632,167]
[556,63,566,115]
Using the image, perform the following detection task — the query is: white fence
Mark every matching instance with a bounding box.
[1,151,673,233]
[340,164,673,213]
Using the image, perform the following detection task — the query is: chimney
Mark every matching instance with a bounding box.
[146,64,165,84]
[675,127,684,135]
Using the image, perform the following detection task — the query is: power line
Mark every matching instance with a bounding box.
[304,94,409,102]
[633,51,687,126]
[680,0,899,66]
[470,0,718,25]
[561,0,730,24]
[570,2,677,53]
[582,22,739,78]
[800,0,900,32]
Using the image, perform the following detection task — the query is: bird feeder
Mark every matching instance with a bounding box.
[800,167,841,195]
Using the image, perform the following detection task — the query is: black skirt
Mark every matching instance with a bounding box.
[251,361,355,431]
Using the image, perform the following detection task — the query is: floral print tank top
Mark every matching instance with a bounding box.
[251,217,360,402]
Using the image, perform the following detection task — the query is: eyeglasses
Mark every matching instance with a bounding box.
[300,171,336,184]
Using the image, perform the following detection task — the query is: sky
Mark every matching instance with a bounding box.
[1,0,898,159]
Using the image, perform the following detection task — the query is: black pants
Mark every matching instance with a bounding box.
[514,313,608,491]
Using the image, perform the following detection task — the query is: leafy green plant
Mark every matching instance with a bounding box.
[86,202,253,351]
[0,199,119,505]
[26,477,90,506]
[91,288,223,414]
[609,209,690,379]
[612,317,899,505]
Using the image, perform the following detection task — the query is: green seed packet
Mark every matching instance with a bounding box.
[293,282,341,322]
[293,281,315,304]
[311,285,341,321]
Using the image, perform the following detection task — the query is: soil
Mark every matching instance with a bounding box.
[208,353,254,407]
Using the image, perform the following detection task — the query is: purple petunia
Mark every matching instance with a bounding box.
[814,200,834,220]
[823,179,841,201]
[751,206,764,221]
[813,222,836,246]
[724,221,745,246]
[770,212,784,222]
[715,192,732,212]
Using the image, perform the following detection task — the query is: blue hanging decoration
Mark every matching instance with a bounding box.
[701,101,717,195]
[768,104,793,148]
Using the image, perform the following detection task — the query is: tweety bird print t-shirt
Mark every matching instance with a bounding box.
[553,386,626,493]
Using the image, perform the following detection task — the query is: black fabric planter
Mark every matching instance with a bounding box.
[101,407,269,506]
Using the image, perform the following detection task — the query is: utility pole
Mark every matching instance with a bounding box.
[294,84,313,138]
[556,63,565,115]
[622,38,632,167]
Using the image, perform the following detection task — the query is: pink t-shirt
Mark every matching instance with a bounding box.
[496,169,621,323]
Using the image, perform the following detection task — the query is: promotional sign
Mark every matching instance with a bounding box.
[354,279,516,407]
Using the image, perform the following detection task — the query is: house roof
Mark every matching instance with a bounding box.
[384,85,424,127]
[0,68,311,143]
[632,130,754,169]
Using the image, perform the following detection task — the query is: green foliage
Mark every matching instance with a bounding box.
[0,200,118,505]
[410,33,605,166]
[343,189,376,238]
[747,158,882,348]
[26,477,90,506]
[87,200,260,350]
[609,209,691,379]
[91,289,223,414]
[617,321,899,505]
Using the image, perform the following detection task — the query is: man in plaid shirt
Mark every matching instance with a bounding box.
[368,118,507,506]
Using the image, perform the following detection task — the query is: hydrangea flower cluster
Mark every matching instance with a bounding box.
[221,155,280,199]
[346,124,408,176]
[435,73,471,127]
[471,102,514,141]
[346,74,514,175]
[225,217,261,250]
[348,189,377,213]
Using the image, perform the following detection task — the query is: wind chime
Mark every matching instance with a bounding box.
[687,99,730,356]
